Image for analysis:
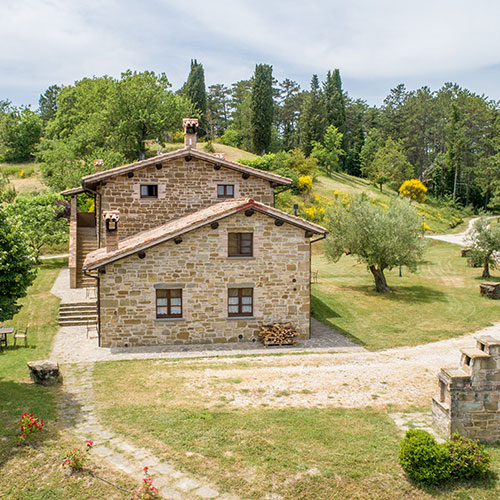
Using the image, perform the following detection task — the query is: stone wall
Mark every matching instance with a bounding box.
[432,335,500,442]
[98,211,311,347]
[96,158,275,246]
[69,196,77,288]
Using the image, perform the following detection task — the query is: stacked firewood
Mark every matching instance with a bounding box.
[258,323,297,347]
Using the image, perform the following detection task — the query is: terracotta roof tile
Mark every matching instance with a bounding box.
[83,199,326,270]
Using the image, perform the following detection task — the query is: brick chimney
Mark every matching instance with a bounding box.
[94,159,104,173]
[183,118,198,149]
[103,210,120,252]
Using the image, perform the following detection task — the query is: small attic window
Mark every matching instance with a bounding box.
[140,184,158,199]
[217,184,234,199]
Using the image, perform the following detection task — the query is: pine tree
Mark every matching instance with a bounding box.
[323,69,346,134]
[299,75,325,156]
[251,64,274,155]
[183,59,207,137]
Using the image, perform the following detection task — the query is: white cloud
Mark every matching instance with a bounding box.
[1,0,499,105]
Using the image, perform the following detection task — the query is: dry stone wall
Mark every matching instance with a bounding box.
[97,158,275,246]
[98,211,311,347]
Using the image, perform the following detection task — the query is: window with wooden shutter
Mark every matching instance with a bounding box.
[228,288,253,316]
[228,233,253,257]
[217,184,235,199]
[156,289,182,318]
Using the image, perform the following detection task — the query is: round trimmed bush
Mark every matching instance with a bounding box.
[399,429,451,484]
[447,433,491,480]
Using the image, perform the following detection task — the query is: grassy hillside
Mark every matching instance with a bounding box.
[312,172,470,233]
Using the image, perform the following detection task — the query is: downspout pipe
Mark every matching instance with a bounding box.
[83,268,101,347]
[308,233,326,338]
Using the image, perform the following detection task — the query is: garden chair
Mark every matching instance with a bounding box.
[13,325,29,347]
[312,269,319,283]
[0,331,7,350]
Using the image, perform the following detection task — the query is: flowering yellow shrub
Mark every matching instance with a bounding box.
[399,179,427,203]
[297,175,313,193]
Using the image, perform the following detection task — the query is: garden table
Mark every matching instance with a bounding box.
[0,328,14,349]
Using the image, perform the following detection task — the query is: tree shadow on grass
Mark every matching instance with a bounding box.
[338,283,449,304]
[0,377,82,469]
[328,172,371,190]
[310,295,366,347]
[0,378,56,467]
[474,275,500,283]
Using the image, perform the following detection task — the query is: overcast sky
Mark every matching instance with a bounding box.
[1,0,500,108]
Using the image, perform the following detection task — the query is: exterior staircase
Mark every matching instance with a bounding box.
[76,227,97,288]
[58,301,97,327]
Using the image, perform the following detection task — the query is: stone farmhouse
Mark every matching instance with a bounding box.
[62,119,327,347]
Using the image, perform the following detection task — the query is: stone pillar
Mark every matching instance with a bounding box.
[69,196,78,288]
[432,335,500,442]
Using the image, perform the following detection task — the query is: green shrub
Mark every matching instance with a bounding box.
[399,430,492,485]
[447,433,491,480]
[399,430,451,484]
[204,141,215,153]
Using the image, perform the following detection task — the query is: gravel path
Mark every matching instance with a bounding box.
[426,217,481,246]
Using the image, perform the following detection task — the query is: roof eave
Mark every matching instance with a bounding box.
[81,148,293,187]
[84,202,326,270]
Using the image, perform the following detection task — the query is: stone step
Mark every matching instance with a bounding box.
[60,302,96,309]
[59,319,97,327]
[59,311,97,319]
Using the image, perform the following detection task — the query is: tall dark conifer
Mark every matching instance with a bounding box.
[299,75,325,156]
[184,59,207,137]
[251,64,274,155]
[323,69,346,133]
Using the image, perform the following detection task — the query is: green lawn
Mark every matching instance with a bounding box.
[93,358,500,500]
[312,239,500,350]
[0,258,131,499]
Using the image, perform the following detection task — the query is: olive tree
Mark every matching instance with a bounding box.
[325,195,426,292]
[465,218,500,279]
[0,208,37,321]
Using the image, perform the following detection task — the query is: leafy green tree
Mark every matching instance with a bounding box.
[108,70,194,160]
[299,75,325,156]
[344,97,368,176]
[311,125,344,175]
[206,83,231,138]
[277,79,302,150]
[183,60,208,137]
[325,196,426,292]
[4,192,69,255]
[0,107,43,162]
[0,208,37,321]
[224,80,253,151]
[465,218,500,278]
[363,137,412,191]
[251,64,274,154]
[38,84,61,125]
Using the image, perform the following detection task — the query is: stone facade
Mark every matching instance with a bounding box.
[432,335,500,442]
[96,158,275,247]
[98,211,311,347]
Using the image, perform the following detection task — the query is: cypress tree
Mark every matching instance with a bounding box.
[184,59,207,137]
[251,64,274,155]
[323,69,346,133]
[299,75,325,156]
